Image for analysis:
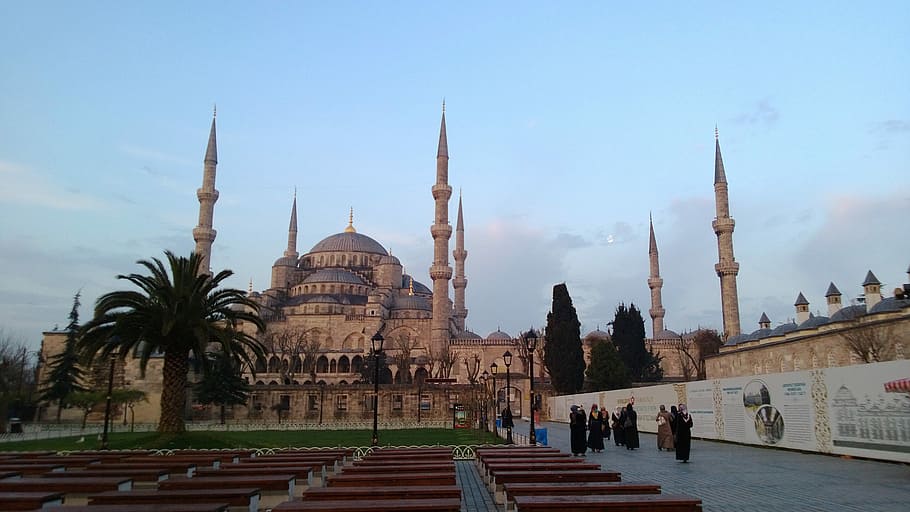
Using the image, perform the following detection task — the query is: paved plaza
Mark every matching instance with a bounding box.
[457,419,910,512]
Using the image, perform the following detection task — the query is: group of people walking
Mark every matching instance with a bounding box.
[568,401,693,463]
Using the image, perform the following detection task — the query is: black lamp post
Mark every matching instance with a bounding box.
[523,329,539,445]
[100,354,116,450]
[370,331,384,447]
[480,370,489,432]
[503,350,513,444]
[490,362,498,435]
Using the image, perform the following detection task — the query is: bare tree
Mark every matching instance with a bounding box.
[391,333,420,384]
[264,326,321,383]
[463,353,481,384]
[673,329,723,381]
[1,329,38,431]
[840,319,898,363]
[429,345,458,379]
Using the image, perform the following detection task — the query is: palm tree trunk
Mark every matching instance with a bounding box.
[158,349,189,433]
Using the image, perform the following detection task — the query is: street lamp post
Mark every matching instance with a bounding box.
[370,332,385,447]
[503,350,513,444]
[490,362,498,436]
[523,329,539,445]
[480,370,489,432]
[100,354,116,450]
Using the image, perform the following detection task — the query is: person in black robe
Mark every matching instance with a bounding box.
[600,406,611,441]
[669,405,679,444]
[623,402,639,450]
[675,403,694,462]
[611,406,625,446]
[586,405,605,452]
[569,405,587,456]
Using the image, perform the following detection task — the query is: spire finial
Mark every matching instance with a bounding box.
[715,124,718,140]
[344,207,356,233]
[409,276,414,296]
[442,98,446,114]
[213,103,217,119]
[293,187,296,200]
[248,278,252,294]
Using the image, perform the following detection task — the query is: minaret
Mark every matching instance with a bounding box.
[712,127,742,337]
[193,108,219,275]
[647,214,666,336]
[284,191,299,259]
[452,192,468,332]
[429,102,454,354]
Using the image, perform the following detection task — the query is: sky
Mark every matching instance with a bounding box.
[1,2,908,353]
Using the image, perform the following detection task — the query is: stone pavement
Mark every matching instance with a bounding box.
[458,419,910,512]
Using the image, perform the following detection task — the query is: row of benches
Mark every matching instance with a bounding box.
[476,445,703,511]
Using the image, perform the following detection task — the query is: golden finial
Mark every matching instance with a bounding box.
[248,278,253,294]
[715,124,719,140]
[344,207,356,233]
[409,276,414,296]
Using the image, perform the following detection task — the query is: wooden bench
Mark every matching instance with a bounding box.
[512,494,702,511]
[1,470,22,479]
[43,504,230,512]
[487,462,601,486]
[123,455,224,469]
[42,467,170,487]
[159,474,295,509]
[490,469,621,502]
[503,481,662,509]
[0,491,63,511]
[196,465,315,490]
[341,463,454,474]
[0,463,64,475]
[91,461,199,477]
[236,458,332,482]
[302,485,461,501]
[90,488,261,512]
[272,497,462,512]
[0,476,133,506]
[327,471,455,487]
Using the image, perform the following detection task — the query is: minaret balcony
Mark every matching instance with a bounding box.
[430,225,453,239]
[429,265,452,280]
[647,277,663,289]
[196,188,220,202]
[192,227,217,242]
[431,184,452,200]
[714,261,740,276]
[712,217,735,233]
[453,277,467,288]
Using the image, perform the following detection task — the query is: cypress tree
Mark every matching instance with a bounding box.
[543,283,585,393]
[585,339,629,391]
[611,302,661,381]
[40,291,88,421]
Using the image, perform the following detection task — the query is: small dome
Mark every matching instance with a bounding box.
[769,322,798,336]
[869,297,910,314]
[309,232,388,255]
[748,328,773,341]
[455,330,483,340]
[798,315,830,330]
[487,329,512,340]
[273,255,298,267]
[302,269,366,286]
[393,295,431,311]
[830,305,866,322]
[380,254,401,265]
[724,333,752,346]
[653,329,681,341]
[584,329,611,340]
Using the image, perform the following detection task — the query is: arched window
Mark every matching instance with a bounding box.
[352,255,358,265]
[268,356,281,373]
[352,356,364,373]
[255,357,267,373]
[330,255,335,265]
[318,256,324,266]
[338,356,350,373]
[316,356,329,373]
[341,254,346,265]
[292,356,302,373]
[304,285,309,294]
[330,285,335,294]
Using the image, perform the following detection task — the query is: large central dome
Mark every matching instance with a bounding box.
[309,231,388,255]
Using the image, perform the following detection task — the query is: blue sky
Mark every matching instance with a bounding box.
[1,2,908,351]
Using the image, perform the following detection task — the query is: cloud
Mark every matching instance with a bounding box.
[120,144,193,166]
[731,98,780,128]
[868,119,910,150]
[0,161,106,210]
[553,232,591,249]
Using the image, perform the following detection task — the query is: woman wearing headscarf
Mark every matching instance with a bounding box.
[569,405,588,456]
[675,403,693,462]
[587,404,605,453]
[669,405,679,442]
[623,402,639,450]
[656,404,675,451]
[599,404,611,442]
[611,406,625,446]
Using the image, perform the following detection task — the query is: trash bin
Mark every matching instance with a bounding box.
[534,428,548,446]
[495,418,502,429]
[9,418,22,434]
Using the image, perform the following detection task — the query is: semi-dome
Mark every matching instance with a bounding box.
[584,329,611,340]
[653,329,681,341]
[392,295,431,311]
[486,329,512,340]
[798,315,830,330]
[273,255,298,267]
[401,274,432,295]
[302,269,366,285]
[830,305,866,322]
[309,232,388,255]
[455,330,483,340]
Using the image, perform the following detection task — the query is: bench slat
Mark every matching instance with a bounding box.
[273,497,462,512]
[513,494,702,511]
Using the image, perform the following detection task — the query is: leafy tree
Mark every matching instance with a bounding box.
[194,352,251,424]
[543,283,585,394]
[675,329,723,380]
[68,390,104,430]
[40,292,88,422]
[612,302,662,382]
[585,339,629,391]
[78,251,267,433]
[113,388,147,430]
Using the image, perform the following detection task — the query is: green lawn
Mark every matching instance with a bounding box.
[0,428,503,452]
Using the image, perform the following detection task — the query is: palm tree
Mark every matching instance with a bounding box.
[79,251,266,433]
